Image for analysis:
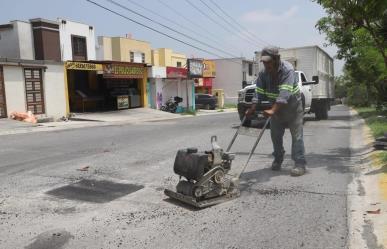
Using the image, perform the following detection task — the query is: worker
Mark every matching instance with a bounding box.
[246,46,306,176]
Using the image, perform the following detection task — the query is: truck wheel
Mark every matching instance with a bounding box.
[314,100,329,120]
[320,104,328,120]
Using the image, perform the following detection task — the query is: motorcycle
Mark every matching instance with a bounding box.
[160,96,183,113]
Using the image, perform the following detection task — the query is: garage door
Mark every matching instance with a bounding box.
[0,66,7,118]
[24,68,45,114]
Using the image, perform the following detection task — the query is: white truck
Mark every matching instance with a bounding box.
[237,45,334,121]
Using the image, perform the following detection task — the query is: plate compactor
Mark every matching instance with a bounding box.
[164,117,271,208]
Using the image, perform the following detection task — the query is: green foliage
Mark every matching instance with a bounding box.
[356,107,387,138]
[314,0,387,106]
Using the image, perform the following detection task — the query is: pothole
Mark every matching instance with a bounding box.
[46,179,144,203]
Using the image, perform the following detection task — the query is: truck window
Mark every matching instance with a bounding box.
[301,73,307,82]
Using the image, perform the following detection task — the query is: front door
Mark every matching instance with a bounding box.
[24,68,45,114]
[0,66,7,118]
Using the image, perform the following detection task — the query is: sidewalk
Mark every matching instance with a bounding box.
[348,109,387,249]
[0,108,237,136]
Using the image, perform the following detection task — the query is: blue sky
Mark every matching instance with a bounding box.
[0,0,343,74]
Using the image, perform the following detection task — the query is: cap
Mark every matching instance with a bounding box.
[260,46,279,62]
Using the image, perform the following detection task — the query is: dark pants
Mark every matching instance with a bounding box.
[270,101,306,166]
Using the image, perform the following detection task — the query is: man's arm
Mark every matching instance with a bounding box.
[263,68,295,117]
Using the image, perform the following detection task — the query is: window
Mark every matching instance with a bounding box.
[24,68,45,114]
[242,71,246,81]
[141,53,145,63]
[71,35,87,61]
[248,63,253,76]
[177,61,182,68]
[130,52,134,63]
[301,73,307,82]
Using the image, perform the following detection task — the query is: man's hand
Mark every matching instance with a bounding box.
[263,109,274,117]
[263,103,282,118]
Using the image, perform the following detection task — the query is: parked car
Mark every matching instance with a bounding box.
[195,93,217,110]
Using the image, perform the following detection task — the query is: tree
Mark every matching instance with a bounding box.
[315,1,387,64]
[314,0,387,105]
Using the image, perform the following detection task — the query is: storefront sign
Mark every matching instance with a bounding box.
[103,64,144,79]
[203,60,216,78]
[117,95,129,109]
[65,62,102,71]
[166,67,187,78]
[187,59,203,78]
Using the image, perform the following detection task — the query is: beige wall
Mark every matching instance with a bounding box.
[3,66,26,114]
[97,36,112,60]
[44,64,67,119]
[3,64,67,119]
[152,48,186,67]
[110,37,151,64]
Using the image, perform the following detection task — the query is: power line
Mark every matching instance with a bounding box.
[184,0,260,49]
[157,0,246,55]
[85,0,243,64]
[208,0,273,47]
[198,0,268,47]
[124,0,240,56]
[105,0,240,58]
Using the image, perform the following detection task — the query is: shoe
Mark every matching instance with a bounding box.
[290,165,306,176]
[271,158,283,171]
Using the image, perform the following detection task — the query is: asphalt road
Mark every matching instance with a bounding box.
[0,105,355,249]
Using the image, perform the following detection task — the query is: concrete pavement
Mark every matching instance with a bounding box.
[0,105,384,248]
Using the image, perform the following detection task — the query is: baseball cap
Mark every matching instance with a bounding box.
[260,46,279,62]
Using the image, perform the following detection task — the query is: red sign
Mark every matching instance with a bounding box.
[203,78,213,87]
[166,67,187,78]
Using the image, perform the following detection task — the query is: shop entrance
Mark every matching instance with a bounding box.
[66,62,144,113]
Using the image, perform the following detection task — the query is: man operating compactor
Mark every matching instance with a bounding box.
[246,46,306,176]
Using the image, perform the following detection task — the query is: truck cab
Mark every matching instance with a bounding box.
[237,71,315,123]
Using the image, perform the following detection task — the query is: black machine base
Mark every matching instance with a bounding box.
[164,188,240,208]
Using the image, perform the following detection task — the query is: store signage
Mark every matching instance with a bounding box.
[103,64,144,79]
[187,59,203,78]
[203,60,216,78]
[65,62,102,71]
[166,67,187,78]
[117,95,129,109]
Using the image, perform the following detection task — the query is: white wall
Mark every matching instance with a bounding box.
[3,64,66,119]
[212,59,243,104]
[44,64,66,119]
[58,19,96,61]
[16,21,34,60]
[0,21,34,60]
[3,66,26,114]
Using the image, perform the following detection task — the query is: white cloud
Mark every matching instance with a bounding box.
[242,6,299,23]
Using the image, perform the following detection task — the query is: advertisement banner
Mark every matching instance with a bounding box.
[203,60,216,78]
[187,59,203,78]
[65,62,102,71]
[103,64,144,79]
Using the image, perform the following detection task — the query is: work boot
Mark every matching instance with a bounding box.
[290,165,306,176]
[271,158,283,171]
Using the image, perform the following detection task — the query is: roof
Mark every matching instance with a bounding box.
[211,57,255,63]
[279,45,334,61]
[29,18,59,25]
